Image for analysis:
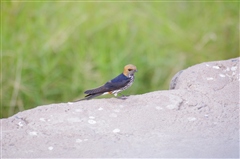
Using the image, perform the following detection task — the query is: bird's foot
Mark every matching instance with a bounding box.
[116,93,130,100]
[117,96,127,100]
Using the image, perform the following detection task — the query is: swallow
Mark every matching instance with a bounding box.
[75,64,137,101]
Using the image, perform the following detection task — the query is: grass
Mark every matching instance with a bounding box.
[1,1,239,118]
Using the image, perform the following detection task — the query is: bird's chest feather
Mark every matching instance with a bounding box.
[111,76,134,95]
[121,76,134,90]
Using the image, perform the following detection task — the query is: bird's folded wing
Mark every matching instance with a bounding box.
[84,86,110,94]
[84,78,130,95]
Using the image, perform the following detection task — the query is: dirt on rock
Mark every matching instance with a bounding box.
[1,58,239,158]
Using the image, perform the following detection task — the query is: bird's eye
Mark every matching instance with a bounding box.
[128,69,132,71]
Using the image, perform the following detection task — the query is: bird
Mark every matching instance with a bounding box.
[75,64,137,101]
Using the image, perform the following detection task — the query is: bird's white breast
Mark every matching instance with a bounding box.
[112,75,134,96]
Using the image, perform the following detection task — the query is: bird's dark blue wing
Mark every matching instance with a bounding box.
[104,73,130,90]
[84,73,130,94]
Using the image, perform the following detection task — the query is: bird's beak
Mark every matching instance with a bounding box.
[135,69,138,72]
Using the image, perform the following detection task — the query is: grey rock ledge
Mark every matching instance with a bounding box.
[1,57,239,158]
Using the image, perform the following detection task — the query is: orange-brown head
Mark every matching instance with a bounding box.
[123,64,137,77]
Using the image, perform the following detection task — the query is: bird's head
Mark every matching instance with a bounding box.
[123,64,137,77]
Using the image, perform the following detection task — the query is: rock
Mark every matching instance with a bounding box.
[1,58,239,158]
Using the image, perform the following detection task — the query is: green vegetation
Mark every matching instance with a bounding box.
[1,1,239,118]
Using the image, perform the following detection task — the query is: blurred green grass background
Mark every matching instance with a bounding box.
[1,1,239,118]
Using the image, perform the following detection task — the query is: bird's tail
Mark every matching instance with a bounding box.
[73,93,103,102]
[73,86,108,102]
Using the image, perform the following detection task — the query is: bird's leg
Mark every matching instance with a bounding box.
[118,92,130,98]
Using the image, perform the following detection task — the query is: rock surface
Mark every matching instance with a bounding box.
[1,58,239,158]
